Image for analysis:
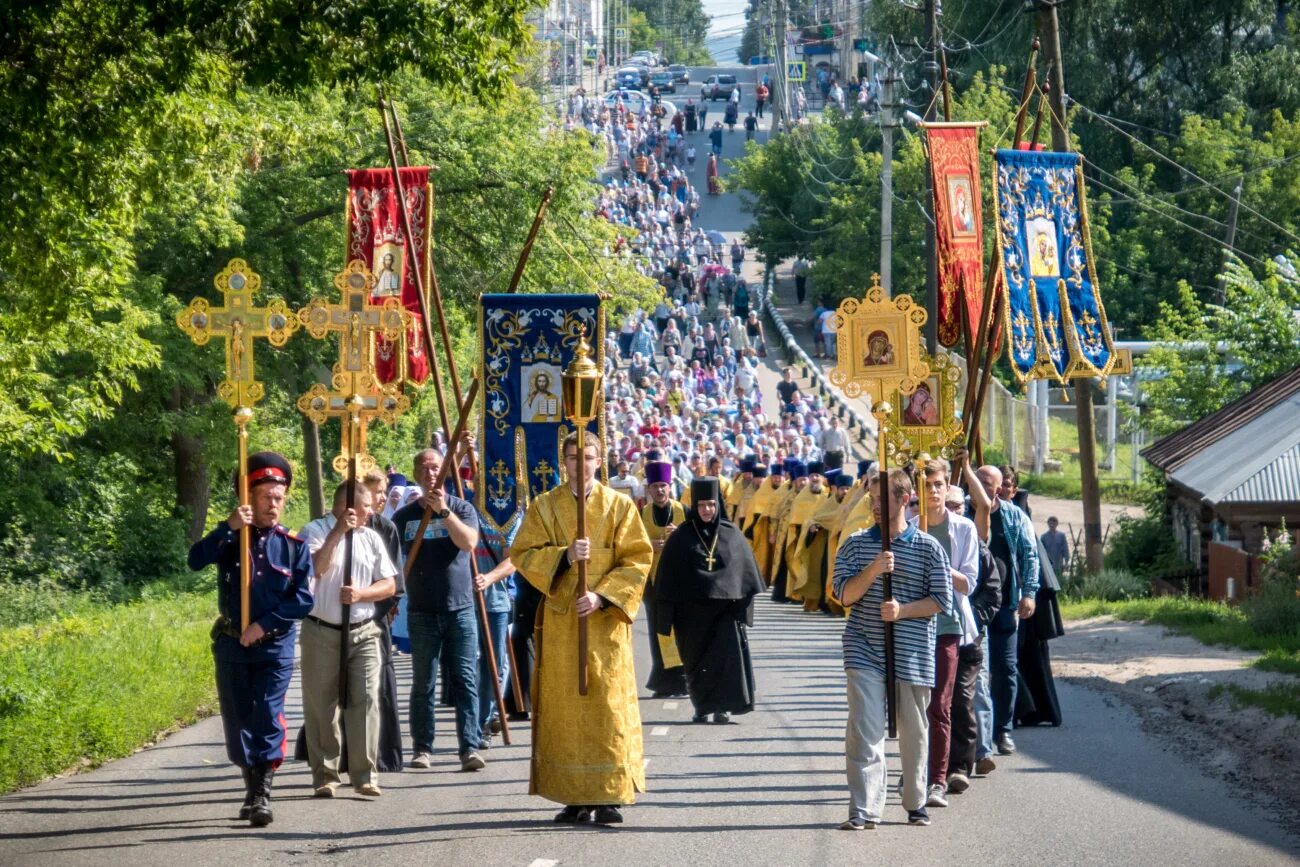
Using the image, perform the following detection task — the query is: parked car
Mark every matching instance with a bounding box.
[700,74,739,101]
[649,71,675,93]
[669,64,690,84]
[615,67,642,90]
[625,60,651,86]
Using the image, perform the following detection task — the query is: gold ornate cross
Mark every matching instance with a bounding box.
[176,258,298,631]
[176,259,298,409]
[298,260,410,377]
[296,261,413,476]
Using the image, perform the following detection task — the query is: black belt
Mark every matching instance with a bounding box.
[306,614,343,630]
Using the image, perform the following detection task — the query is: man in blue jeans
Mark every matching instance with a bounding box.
[974,465,1039,756]
[393,448,485,772]
[473,507,516,747]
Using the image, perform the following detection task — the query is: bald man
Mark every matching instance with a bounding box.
[972,465,1038,758]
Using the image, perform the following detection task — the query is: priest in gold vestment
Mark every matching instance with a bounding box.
[742,464,782,584]
[509,433,653,825]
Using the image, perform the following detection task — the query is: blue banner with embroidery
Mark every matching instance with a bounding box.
[993,148,1116,384]
[477,294,604,533]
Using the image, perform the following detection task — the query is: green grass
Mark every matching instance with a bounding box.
[1060,596,1300,675]
[1208,683,1300,719]
[0,592,218,793]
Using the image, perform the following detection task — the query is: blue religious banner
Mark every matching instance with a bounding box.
[993,148,1117,384]
[477,294,604,533]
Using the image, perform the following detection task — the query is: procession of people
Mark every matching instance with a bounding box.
[184,75,1063,835]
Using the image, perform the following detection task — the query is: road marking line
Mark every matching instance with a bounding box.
[527,860,559,867]
[651,725,669,736]
[663,701,679,710]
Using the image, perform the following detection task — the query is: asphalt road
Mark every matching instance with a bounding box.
[2,68,1297,867]
[2,595,1297,866]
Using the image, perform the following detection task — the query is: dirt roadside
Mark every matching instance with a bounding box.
[1053,616,1300,837]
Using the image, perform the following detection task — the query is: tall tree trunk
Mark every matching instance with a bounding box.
[302,412,326,520]
[169,385,210,543]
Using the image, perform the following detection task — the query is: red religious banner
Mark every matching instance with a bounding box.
[345,167,431,385]
[924,124,986,348]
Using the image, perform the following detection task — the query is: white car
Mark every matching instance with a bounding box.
[602,90,677,122]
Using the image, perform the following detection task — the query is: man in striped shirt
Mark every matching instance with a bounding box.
[832,469,953,830]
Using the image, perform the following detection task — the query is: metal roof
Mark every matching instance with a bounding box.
[1142,365,1300,472]
[1166,393,1300,505]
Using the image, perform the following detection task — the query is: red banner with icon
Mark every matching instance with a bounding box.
[346,167,431,384]
[925,125,985,348]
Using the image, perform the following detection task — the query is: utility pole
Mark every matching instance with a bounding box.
[880,56,901,295]
[923,0,942,353]
[1038,0,1104,573]
[774,0,789,134]
[1216,176,1243,304]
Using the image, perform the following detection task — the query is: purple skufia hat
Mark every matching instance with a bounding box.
[645,461,673,486]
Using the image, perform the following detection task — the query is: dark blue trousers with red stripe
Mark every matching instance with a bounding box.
[213,635,293,769]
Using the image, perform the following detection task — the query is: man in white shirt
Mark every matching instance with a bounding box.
[299,481,398,799]
[609,460,644,504]
[818,416,851,470]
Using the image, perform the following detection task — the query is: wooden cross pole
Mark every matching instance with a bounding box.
[177,259,299,630]
[296,259,412,707]
[872,400,898,740]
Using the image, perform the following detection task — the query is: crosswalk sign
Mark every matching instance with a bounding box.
[586,45,598,61]
[788,61,806,82]
[615,27,627,40]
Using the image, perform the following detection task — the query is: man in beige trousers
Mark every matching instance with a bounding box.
[299,481,397,798]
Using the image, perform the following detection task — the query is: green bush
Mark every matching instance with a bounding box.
[1243,528,1300,639]
[0,593,218,793]
[1065,567,1151,601]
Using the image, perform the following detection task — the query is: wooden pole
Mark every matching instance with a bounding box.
[235,407,253,631]
[1012,40,1041,147]
[338,398,362,708]
[401,381,480,572]
[1038,0,1103,573]
[575,428,591,696]
[872,401,897,739]
[508,187,555,295]
[377,97,510,742]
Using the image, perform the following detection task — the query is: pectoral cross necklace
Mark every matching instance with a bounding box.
[692,523,720,571]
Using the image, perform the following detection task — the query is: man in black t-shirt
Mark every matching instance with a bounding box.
[776,368,801,412]
[392,448,485,773]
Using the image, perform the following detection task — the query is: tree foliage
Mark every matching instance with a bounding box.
[1139,254,1300,437]
[0,0,534,458]
[0,7,659,594]
[629,0,714,65]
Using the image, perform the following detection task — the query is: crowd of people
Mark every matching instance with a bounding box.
[186,76,1063,832]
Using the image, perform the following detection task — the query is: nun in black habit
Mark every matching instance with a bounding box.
[1015,540,1065,727]
[656,478,766,724]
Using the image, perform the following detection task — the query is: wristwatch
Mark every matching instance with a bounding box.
[435,507,451,519]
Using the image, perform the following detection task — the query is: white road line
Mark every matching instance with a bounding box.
[662,701,679,710]
[527,860,559,867]
[651,725,669,736]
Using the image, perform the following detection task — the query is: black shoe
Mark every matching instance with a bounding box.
[996,733,1016,755]
[692,713,709,723]
[555,805,593,824]
[489,716,503,734]
[593,805,624,825]
[712,712,731,724]
[249,764,275,827]
[507,712,530,722]
[908,808,931,826]
[237,767,254,820]
[651,690,675,698]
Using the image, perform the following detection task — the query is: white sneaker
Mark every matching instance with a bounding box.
[408,752,432,769]
[926,784,948,808]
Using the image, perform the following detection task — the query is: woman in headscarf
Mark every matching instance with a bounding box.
[655,477,765,724]
[706,153,721,196]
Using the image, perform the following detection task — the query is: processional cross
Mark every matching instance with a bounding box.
[296,260,412,474]
[176,259,299,630]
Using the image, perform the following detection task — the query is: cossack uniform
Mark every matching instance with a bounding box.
[187,451,312,826]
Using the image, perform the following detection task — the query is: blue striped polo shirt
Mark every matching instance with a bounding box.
[833,524,953,687]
